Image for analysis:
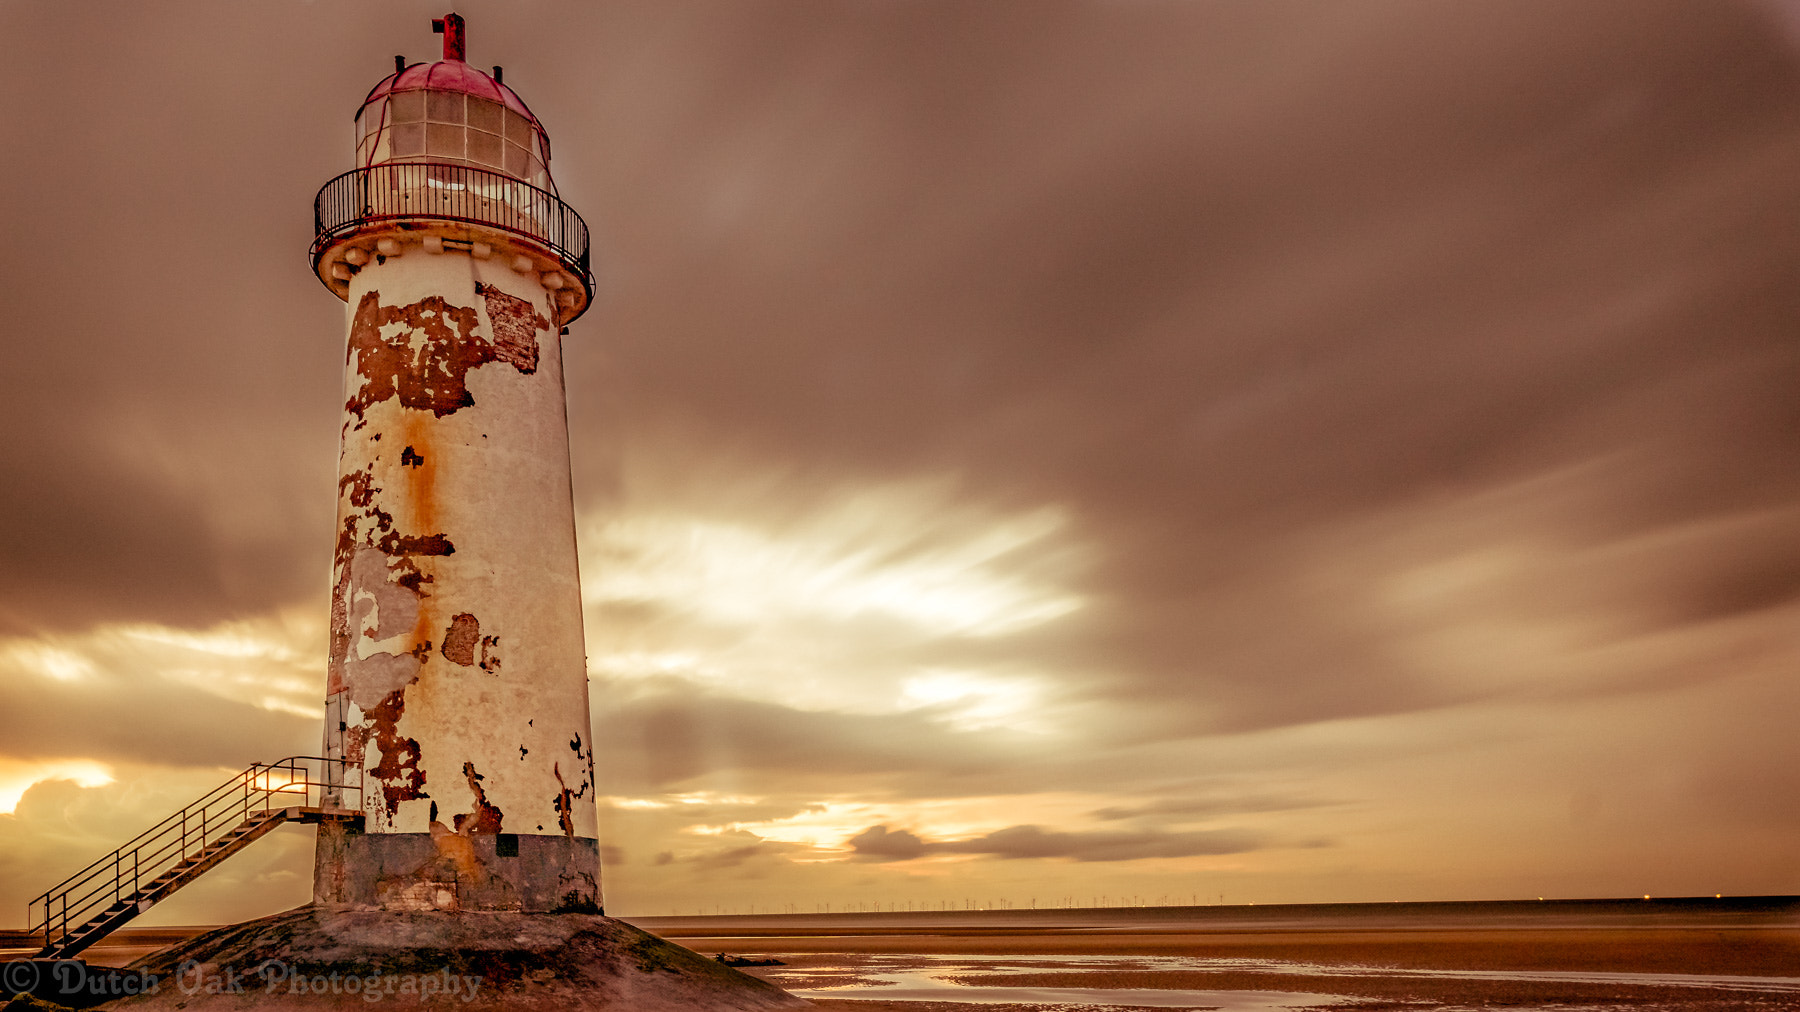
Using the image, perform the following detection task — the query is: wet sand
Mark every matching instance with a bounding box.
[650,899,1800,1010]
[731,944,1800,1011]
[6,898,1795,1009]
[674,926,1800,976]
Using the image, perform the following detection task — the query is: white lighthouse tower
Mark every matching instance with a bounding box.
[37,16,803,1008]
[307,13,601,914]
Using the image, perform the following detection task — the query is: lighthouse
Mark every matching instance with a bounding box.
[307,13,601,914]
[37,16,802,1008]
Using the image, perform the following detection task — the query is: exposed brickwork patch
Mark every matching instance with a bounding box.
[476,281,548,374]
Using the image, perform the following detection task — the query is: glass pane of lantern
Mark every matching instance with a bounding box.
[505,142,530,177]
[391,122,424,156]
[389,90,425,123]
[427,90,465,123]
[504,110,533,144]
[468,98,504,134]
[467,130,503,169]
[427,123,463,157]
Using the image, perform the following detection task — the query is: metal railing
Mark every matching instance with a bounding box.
[311,161,591,281]
[28,757,361,956]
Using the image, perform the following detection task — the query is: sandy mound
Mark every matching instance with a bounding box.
[107,906,807,1010]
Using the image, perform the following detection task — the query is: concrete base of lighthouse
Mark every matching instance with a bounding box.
[313,823,602,914]
[110,906,806,1011]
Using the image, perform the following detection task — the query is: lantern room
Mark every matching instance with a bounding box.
[354,62,551,190]
[308,12,593,322]
[352,14,554,191]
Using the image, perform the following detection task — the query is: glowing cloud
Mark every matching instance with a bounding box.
[1,643,97,683]
[578,481,1089,716]
[583,492,1082,637]
[0,610,325,720]
[0,759,114,815]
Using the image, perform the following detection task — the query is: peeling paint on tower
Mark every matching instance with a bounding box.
[316,250,601,912]
[456,762,505,834]
[361,689,427,815]
[440,613,481,666]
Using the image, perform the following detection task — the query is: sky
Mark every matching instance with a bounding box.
[1,0,1797,924]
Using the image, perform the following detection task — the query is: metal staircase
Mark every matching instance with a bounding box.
[28,756,363,959]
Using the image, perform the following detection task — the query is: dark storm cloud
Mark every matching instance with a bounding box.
[0,3,349,633]
[1,0,1793,726]
[1,0,1798,909]
[0,441,231,636]
[565,0,1800,733]
[847,823,1267,863]
[592,676,1029,792]
[0,670,314,768]
[591,675,1356,805]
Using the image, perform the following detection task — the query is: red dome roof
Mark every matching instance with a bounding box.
[358,61,550,160]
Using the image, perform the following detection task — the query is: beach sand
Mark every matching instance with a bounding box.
[677,926,1800,974]
[723,936,1800,1011]
[8,899,1795,1009]
[659,901,1800,1010]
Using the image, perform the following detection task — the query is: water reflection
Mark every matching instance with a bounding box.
[776,953,1359,1009]
[767,951,1800,1009]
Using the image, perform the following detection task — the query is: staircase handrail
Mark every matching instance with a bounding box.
[27,755,361,955]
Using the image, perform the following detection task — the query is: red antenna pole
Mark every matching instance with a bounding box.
[431,13,466,62]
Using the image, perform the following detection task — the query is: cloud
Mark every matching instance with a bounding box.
[0,652,315,768]
[565,0,1800,742]
[0,614,323,768]
[845,825,928,861]
[648,829,810,873]
[847,823,1267,863]
[3,0,1800,916]
[0,768,317,924]
[1090,794,1332,823]
[591,675,1044,796]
